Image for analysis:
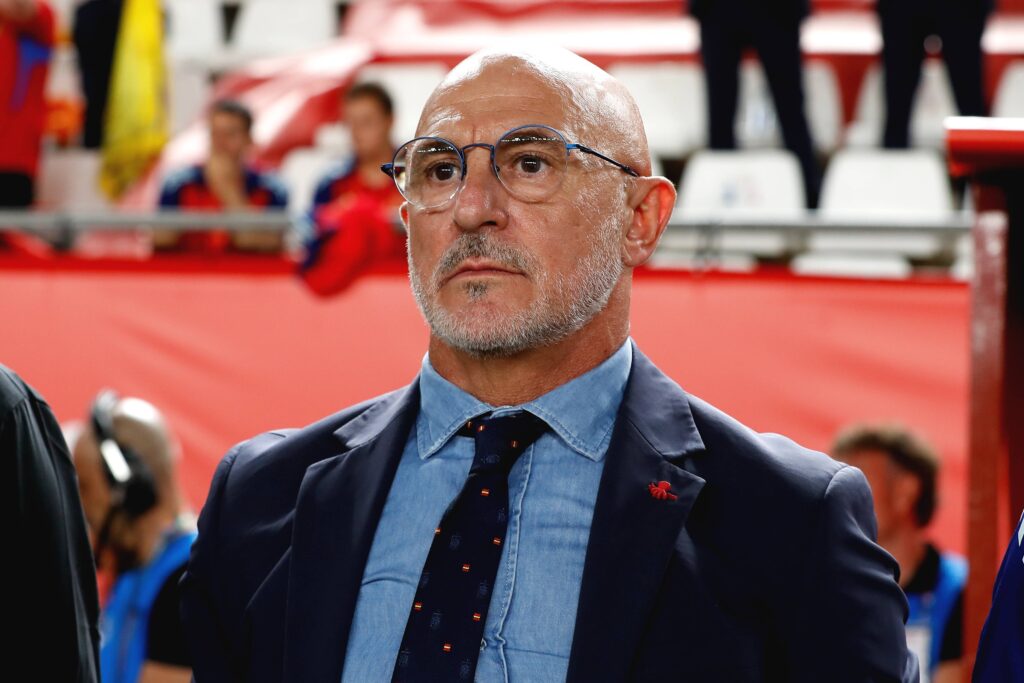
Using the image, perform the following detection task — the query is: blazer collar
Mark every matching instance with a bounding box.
[282,380,420,682]
[566,342,708,682]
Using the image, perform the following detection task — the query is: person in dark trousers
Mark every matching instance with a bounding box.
[877,0,993,149]
[72,0,123,148]
[688,0,821,208]
[973,509,1024,682]
[2,364,101,683]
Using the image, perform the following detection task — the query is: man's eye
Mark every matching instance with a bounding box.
[516,155,546,174]
[429,162,459,182]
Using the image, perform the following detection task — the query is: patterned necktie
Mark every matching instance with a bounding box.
[391,410,549,682]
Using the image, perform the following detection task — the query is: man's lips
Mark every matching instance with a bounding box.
[444,260,522,284]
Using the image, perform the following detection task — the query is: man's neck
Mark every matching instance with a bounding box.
[428,321,628,407]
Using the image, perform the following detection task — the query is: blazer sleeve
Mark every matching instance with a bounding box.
[179,443,245,682]
[780,465,919,683]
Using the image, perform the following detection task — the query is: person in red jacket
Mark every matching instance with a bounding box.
[158,99,289,253]
[0,0,54,207]
[299,82,405,296]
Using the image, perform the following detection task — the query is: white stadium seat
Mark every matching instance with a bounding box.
[278,147,343,216]
[354,63,450,146]
[675,150,806,256]
[607,62,706,160]
[314,123,354,154]
[169,62,212,134]
[993,61,1024,117]
[45,45,82,101]
[165,0,224,65]
[819,149,953,219]
[791,253,913,279]
[232,0,337,60]
[845,61,957,149]
[37,149,111,211]
[812,149,954,259]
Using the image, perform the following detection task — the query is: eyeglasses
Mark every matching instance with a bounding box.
[380,124,640,210]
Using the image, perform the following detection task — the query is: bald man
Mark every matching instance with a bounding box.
[73,392,196,683]
[181,47,917,683]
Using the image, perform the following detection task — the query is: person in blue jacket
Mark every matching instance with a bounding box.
[71,391,197,683]
[834,423,967,683]
[973,509,1024,682]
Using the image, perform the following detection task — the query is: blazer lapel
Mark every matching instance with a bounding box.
[566,344,708,683]
[281,381,420,682]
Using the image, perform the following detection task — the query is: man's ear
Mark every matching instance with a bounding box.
[622,176,676,268]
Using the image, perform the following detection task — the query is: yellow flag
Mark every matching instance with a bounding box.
[99,0,168,199]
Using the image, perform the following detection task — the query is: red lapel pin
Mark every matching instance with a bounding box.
[648,480,678,501]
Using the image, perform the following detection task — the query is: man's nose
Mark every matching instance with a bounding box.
[452,146,507,232]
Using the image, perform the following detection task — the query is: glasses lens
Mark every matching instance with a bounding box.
[392,138,463,208]
[494,127,568,202]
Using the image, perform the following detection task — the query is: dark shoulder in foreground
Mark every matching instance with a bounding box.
[0,364,48,418]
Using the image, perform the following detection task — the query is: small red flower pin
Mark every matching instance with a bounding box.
[648,480,678,501]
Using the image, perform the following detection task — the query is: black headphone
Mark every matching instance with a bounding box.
[90,389,159,520]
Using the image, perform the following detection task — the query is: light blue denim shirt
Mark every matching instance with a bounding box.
[340,338,633,683]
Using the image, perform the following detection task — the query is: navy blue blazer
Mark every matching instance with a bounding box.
[180,344,919,682]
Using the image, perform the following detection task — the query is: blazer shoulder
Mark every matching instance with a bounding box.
[224,386,407,499]
[685,393,845,505]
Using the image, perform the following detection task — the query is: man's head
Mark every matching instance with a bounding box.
[208,99,254,162]
[344,82,395,160]
[401,47,675,359]
[832,424,939,542]
[72,394,184,572]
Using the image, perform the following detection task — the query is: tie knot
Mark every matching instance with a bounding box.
[458,411,548,473]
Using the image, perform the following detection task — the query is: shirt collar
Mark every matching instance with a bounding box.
[416,337,633,462]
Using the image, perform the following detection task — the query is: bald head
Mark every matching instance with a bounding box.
[419,47,653,175]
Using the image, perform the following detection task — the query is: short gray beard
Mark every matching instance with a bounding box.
[408,219,623,358]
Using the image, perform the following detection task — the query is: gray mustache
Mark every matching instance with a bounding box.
[433,234,534,286]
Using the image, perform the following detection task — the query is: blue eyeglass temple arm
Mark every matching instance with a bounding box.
[567,144,641,177]
[379,145,641,179]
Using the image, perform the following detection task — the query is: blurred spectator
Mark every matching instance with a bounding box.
[973,509,1024,682]
[3,364,101,682]
[73,0,121,149]
[878,0,993,149]
[687,0,821,207]
[0,0,54,207]
[299,82,405,296]
[72,390,195,683]
[157,99,288,253]
[833,424,965,683]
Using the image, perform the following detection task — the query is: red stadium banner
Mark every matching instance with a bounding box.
[0,262,969,552]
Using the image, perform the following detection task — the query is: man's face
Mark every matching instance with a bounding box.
[345,95,393,159]
[405,70,629,357]
[209,111,251,161]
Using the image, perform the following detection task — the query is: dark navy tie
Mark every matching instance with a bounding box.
[391,410,549,682]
